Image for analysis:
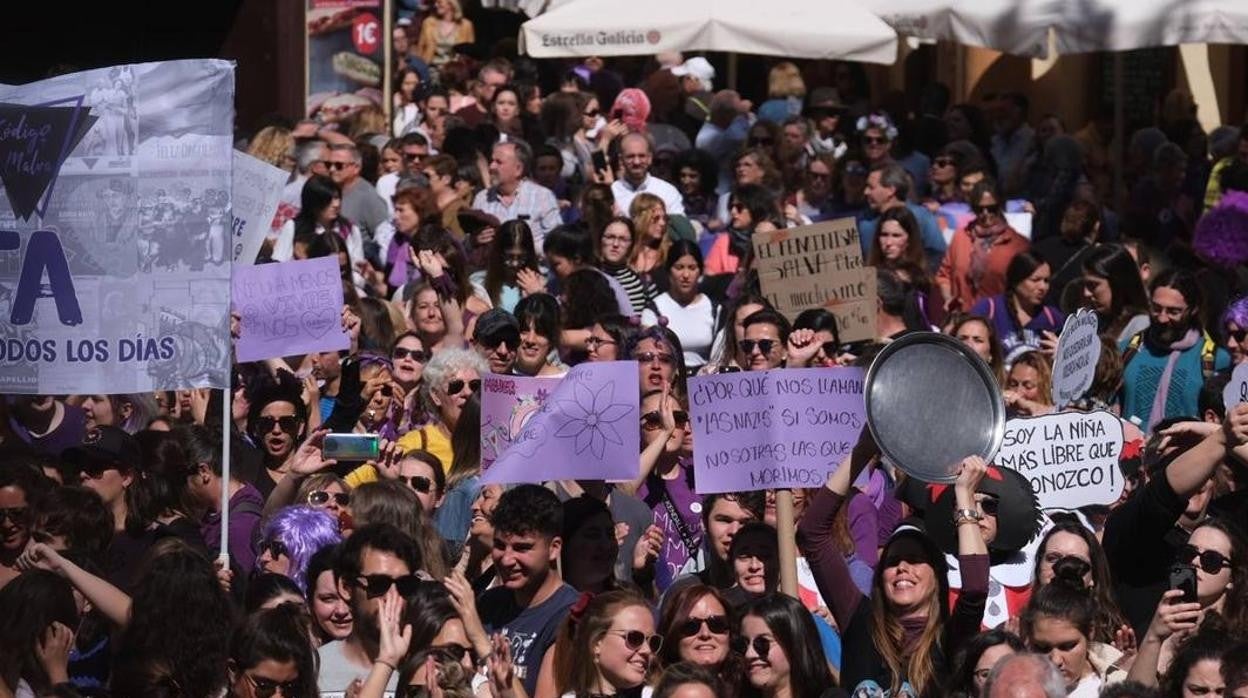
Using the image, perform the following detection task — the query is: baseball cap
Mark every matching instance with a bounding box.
[671,57,715,86]
[63,426,142,474]
[475,308,520,349]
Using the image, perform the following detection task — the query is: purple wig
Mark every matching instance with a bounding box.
[1223,295,1248,331]
[1193,190,1248,269]
[261,506,341,592]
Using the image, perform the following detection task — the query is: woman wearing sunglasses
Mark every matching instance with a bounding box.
[936,179,1030,315]
[227,603,319,698]
[555,589,661,697]
[246,379,308,502]
[628,325,689,398]
[737,593,835,698]
[390,331,429,419]
[657,584,741,697]
[397,348,488,480]
[256,505,341,593]
[295,473,351,529]
[1221,295,1248,366]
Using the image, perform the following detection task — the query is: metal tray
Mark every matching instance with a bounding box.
[864,331,1005,483]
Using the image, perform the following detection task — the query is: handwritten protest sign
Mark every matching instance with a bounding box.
[1225,362,1248,411]
[480,372,563,472]
[996,410,1124,509]
[232,257,349,362]
[1052,309,1101,407]
[231,151,289,265]
[688,367,866,494]
[752,219,876,343]
[480,361,640,484]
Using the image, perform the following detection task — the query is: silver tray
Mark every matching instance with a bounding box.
[864,331,1005,483]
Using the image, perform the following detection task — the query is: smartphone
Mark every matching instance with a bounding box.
[592,150,608,172]
[1170,563,1198,604]
[323,433,380,462]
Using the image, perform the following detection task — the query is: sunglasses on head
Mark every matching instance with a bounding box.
[732,635,772,658]
[609,629,663,653]
[446,378,481,396]
[0,507,29,525]
[353,573,426,598]
[258,539,288,560]
[1178,544,1233,575]
[740,339,778,355]
[678,614,729,638]
[641,410,689,431]
[634,351,675,366]
[245,674,299,698]
[392,346,430,362]
[255,415,300,435]
[973,203,1002,215]
[400,475,434,494]
[307,490,350,507]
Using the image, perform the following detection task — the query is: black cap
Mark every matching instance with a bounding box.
[63,426,142,472]
[475,308,519,348]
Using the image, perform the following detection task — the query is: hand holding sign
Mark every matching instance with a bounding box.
[231,257,350,362]
[995,410,1124,509]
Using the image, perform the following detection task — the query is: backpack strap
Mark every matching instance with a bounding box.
[1120,331,1145,371]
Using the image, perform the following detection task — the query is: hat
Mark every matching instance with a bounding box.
[914,466,1044,555]
[805,87,845,115]
[63,426,142,473]
[475,308,519,348]
[671,57,715,89]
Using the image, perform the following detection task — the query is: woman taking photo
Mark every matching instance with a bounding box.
[642,241,715,369]
[1080,244,1151,342]
[936,179,1030,314]
[657,584,740,697]
[970,251,1064,362]
[599,217,656,315]
[557,589,661,698]
[737,593,837,698]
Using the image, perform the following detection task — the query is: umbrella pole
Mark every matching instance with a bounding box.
[1112,53,1125,211]
[728,52,739,91]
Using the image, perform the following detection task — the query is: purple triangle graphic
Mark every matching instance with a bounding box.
[0,95,97,221]
[82,157,98,170]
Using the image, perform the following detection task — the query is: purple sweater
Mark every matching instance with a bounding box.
[200,482,264,575]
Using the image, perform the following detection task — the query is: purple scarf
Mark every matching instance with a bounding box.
[1147,328,1200,431]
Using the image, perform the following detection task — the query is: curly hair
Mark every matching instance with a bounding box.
[247,126,294,169]
[419,347,489,417]
[260,506,342,592]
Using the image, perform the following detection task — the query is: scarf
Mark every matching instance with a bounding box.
[728,226,753,259]
[968,219,1008,295]
[1147,328,1201,431]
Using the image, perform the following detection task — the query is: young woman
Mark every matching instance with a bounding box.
[514,293,568,376]
[672,149,719,228]
[1158,628,1226,698]
[272,175,366,283]
[937,179,1030,313]
[970,251,1065,362]
[630,193,672,284]
[227,603,319,698]
[706,184,778,277]
[490,84,525,140]
[1022,567,1128,696]
[1004,351,1055,417]
[0,570,79,698]
[560,495,623,593]
[642,241,715,369]
[629,326,689,398]
[654,662,722,698]
[79,393,158,433]
[726,522,780,609]
[951,314,1006,387]
[255,505,342,592]
[562,270,624,357]
[867,205,931,293]
[390,331,429,431]
[415,0,475,72]
[737,593,836,698]
[243,572,306,614]
[788,308,843,369]
[947,629,1026,698]
[306,545,353,645]
[392,68,422,137]
[1080,244,1150,342]
[657,584,739,697]
[558,589,660,697]
[462,483,502,592]
[474,218,541,314]
[586,314,641,363]
[1222,295,1248,365]
[707,292,771,372]
[799,452,991,697]
[599,217,656,315]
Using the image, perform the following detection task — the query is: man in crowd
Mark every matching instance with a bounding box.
[858,162,947,271]
[327,144,389,244]
[984,654,1066,698]
[454,58,511,127]
[472,139,561,249]
[611,132,685,216]
[695,90,752,196]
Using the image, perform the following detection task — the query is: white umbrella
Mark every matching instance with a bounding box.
[519,0,898,64]
[863,0,1064,58]
[1050,0,1248,53]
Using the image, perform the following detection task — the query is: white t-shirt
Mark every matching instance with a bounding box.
[642,293,715,367]
[317,640,397,697]
[612,174,686,217]
[271,218,368,293]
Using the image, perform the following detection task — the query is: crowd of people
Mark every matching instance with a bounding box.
[4,4,1248,697]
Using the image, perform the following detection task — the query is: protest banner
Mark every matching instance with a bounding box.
[1052,309,1101,407]
[1225,362,1248,411]
[752,218,876,343]
[995,410,1124,509]
[480,361,640,484]
[480,372,563,472]
[0,60,234,394]
[231,150,289,265]
[232,257,350,362]
[306,1,390,126]
[688,367,866,494]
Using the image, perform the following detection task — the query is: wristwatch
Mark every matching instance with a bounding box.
[953,508,983,526]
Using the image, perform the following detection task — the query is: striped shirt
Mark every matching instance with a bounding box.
[471,179,562,250]
[604,264,655,315]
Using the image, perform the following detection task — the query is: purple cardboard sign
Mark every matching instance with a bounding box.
[480,361,640,485]
[480,372,563,472]
[232,257,349,362]
[688,367,866,494]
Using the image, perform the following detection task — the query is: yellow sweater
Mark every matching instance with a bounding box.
[344,424,455,487]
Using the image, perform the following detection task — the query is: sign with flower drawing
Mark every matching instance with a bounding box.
[480,361,640,484]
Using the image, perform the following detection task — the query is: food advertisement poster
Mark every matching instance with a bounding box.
[306,0,390,127]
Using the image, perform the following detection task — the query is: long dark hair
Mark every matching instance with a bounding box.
[562,269,619,330]
[739,594,834,698]
[867,205,926,272]
[947,629,1026,698]
[484,219,539,306]
[1003,251,1050,331]
[1081,244,1148,337]
[1161,627,1228,698]
[1030,517,1126,643]
[230,603,319,698]
[447,393,481,490]
[711,291,773,369]
[793,308,841,348]
[293,174,343,239]
[396,582,463,687]
[1022,561,1098,646]
[0,569,77,694]
[134,430,195,527]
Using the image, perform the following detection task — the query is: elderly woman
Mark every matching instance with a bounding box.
[255,505,342,593]
[396,348,488,475]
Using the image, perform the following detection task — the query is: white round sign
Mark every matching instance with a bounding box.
[1224,362,1248,411]
[1052,309,1102,408]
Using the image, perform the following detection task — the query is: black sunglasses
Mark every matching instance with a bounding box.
[732,635,772,658]
[308,490,350,507]
[678,614,730,638]
[583,108,600,117]
[353,574,426,598]
[610,630,663,653]
[634,351,675,366]
[641,410,689,431]
[819,341,839,357]
[328,161,350,170]
[427,644,474,664]
[446,378,482,396]
[255,415,300,435]
[863,136,889,145]
[392,346,430,362]
[246,674,299,698]
[1228,328,1247,343]
[934,157,956,167]
[973,203,1002,215]
[258,539,288,560]
[740,339,778,355]
[403,151,426,162]
[807,170,830,180]
[1178,544,1233,575]
[978,496,1000,517]
[78,460,124,479]
[400,475,434,494]
[0,507,29,525]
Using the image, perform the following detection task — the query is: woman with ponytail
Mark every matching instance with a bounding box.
[1023,561,1128,696]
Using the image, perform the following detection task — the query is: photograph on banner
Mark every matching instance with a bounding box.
[0,60,234,394]
[995,410,1124,509]
[306,0,389,126]
[231,150,290,265]
[1226,362,1248,411]
[751,218,876,342]
[231,256,350,363]
[480,361,640,485]
[688,367,866,494]
[1052,308,1102,407]
[480,372,563,472]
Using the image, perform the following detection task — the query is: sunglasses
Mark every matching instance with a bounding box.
[1178,544,1233,575]
[0,507,29,525]
[584,108,600,117]
[729,202,745,211]
[635,351,675,366]
[392,346,430,362]
[255,415,300,435]
[327,161,350,170]
[977,496,1000,516]
[934,157,956,167]
[863,136,889,146]
[732,635,772,658]
[609,629,663,653]
[1226,328,1246,343]
[258,539,288,560]
[740,339,778,355]
[400,475,434,494]
[428,644,474,664]
[403,151,427,162]
[819,341,839,357]
[353,573,426,598]
[245,673,299,698]
[446,378,482,396]
[585,336,617,351]
[641,410,690,431]
[308,490,350,507]
[79,461,123,479]
[973,204,1002,216]
[678,614,730,638]
[482,335,520,352]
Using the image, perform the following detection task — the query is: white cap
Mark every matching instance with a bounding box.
[671,56,715,89]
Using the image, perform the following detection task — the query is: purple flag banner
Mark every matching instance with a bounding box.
[232,256,349,362]
[480,361,640,485]
[688,367,866,494]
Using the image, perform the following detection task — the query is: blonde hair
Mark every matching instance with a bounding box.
[628,193,671,265]
[436,0,464,21]
[1009,351,1054,406]
[558,590,654,696]
[347,104,387,139]
[767,62,806,99]
[247,126,294,169]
